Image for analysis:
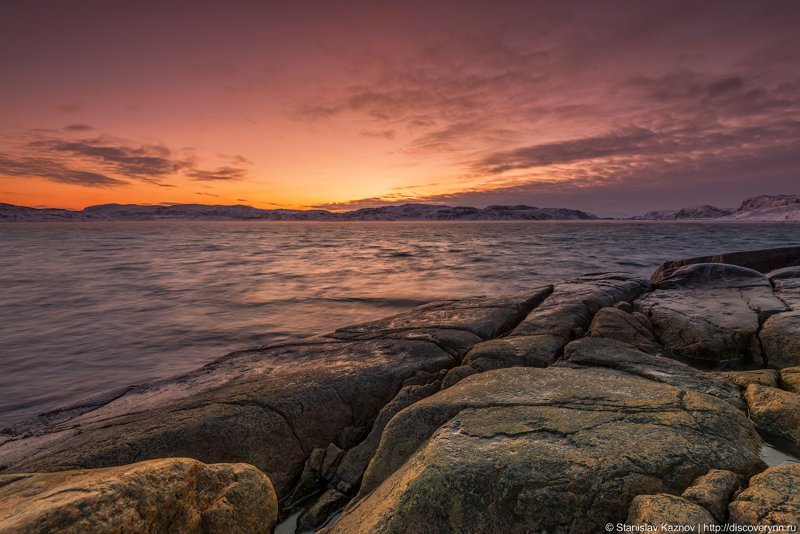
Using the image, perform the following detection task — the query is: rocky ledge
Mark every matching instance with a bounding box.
[1,246,799,532]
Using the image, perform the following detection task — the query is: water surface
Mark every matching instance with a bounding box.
[1,221,798,427]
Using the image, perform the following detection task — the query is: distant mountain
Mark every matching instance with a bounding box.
[635,205,735,220]
[633,195,800,221]
[0,202,597,222]
[729,194,800,221]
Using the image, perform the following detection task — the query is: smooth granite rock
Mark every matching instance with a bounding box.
[681,469,742,523]
[728,464,800,526]
[744,384,800,446]
[0,458,278,533]
[636,264,784,363]
[0,292,546,500]
[328,367,764,533]
[558,337,744,409]
[721,369,780,389]
[587,306,661,354]
[463,274,649,370]
[768,265,800,309]
[759,311,800,368]
[626,494,716,528]
[780,367,800,394]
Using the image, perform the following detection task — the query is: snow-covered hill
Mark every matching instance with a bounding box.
[0,202,597,222]
[636,205,735,220]
[728,195,800,221]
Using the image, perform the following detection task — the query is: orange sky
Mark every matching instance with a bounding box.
[1,1,799,216]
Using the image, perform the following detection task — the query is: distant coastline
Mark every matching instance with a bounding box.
[2,193,799,222]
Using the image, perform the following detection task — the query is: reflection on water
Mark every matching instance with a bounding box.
[1,221,798,427]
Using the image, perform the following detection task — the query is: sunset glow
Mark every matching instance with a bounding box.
[2,1,799,215]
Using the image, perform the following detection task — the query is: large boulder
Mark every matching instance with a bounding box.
[0,458,278,533]
[780,367,800,394]
[728,464,800,526]
[463,274,649,370]
[759,312,800,368]
[0,291,547,500]
[626,494,715,528]
[651,246,800,283]
[680,469,742,523]
[744,384,800,446]
[327,367,764,533]
[635,264,786,363]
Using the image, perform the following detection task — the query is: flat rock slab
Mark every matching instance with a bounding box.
[463,274,649,370]
[728,463,800,526]
[636,264,785,363]
[721,369,779,389]
[328,367,764,533]
[0,292,546,498]
[557,337,744,409]
[0,458,277,533]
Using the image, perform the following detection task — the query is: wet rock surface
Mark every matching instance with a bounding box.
[0,458,278,533]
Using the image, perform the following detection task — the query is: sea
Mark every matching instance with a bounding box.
[1,220,799,428]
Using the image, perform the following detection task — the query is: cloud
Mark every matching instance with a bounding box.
[0,130,250,188]
[0,152,127,187]
[359,129,396,140]
[186,166,248,181]
[63,124,94,132]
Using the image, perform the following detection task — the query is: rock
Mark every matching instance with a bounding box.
[0,292,546,501]
[759,311,800,368]
[780,367,800,394]
[463,273,649,370]
[328,367,764,533]
[636,264,783,363]
[626,494,716,528]
[769,266,800,309]
[614,301,634,313]
[744,385,800,446]
[297,489,348,531]
[588,306,661,354]
[728,464,800,526]
[651,246,800,283]
[329,381,441,496]
[462,334,564,370]
[441,365,477,389]
[681,469,742,522]
[721,369,779,389]
[0,458,278,533]
[558,337,744,409]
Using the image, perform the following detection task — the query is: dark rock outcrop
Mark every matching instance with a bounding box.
[0,458,278,533]
[651,246,800,283]
[636,264,786,363]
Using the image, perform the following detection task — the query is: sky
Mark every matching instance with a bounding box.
[1,0,799,216]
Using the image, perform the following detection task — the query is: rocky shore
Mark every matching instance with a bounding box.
[1,246,800,532]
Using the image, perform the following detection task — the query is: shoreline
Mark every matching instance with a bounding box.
[2,246,800,531]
